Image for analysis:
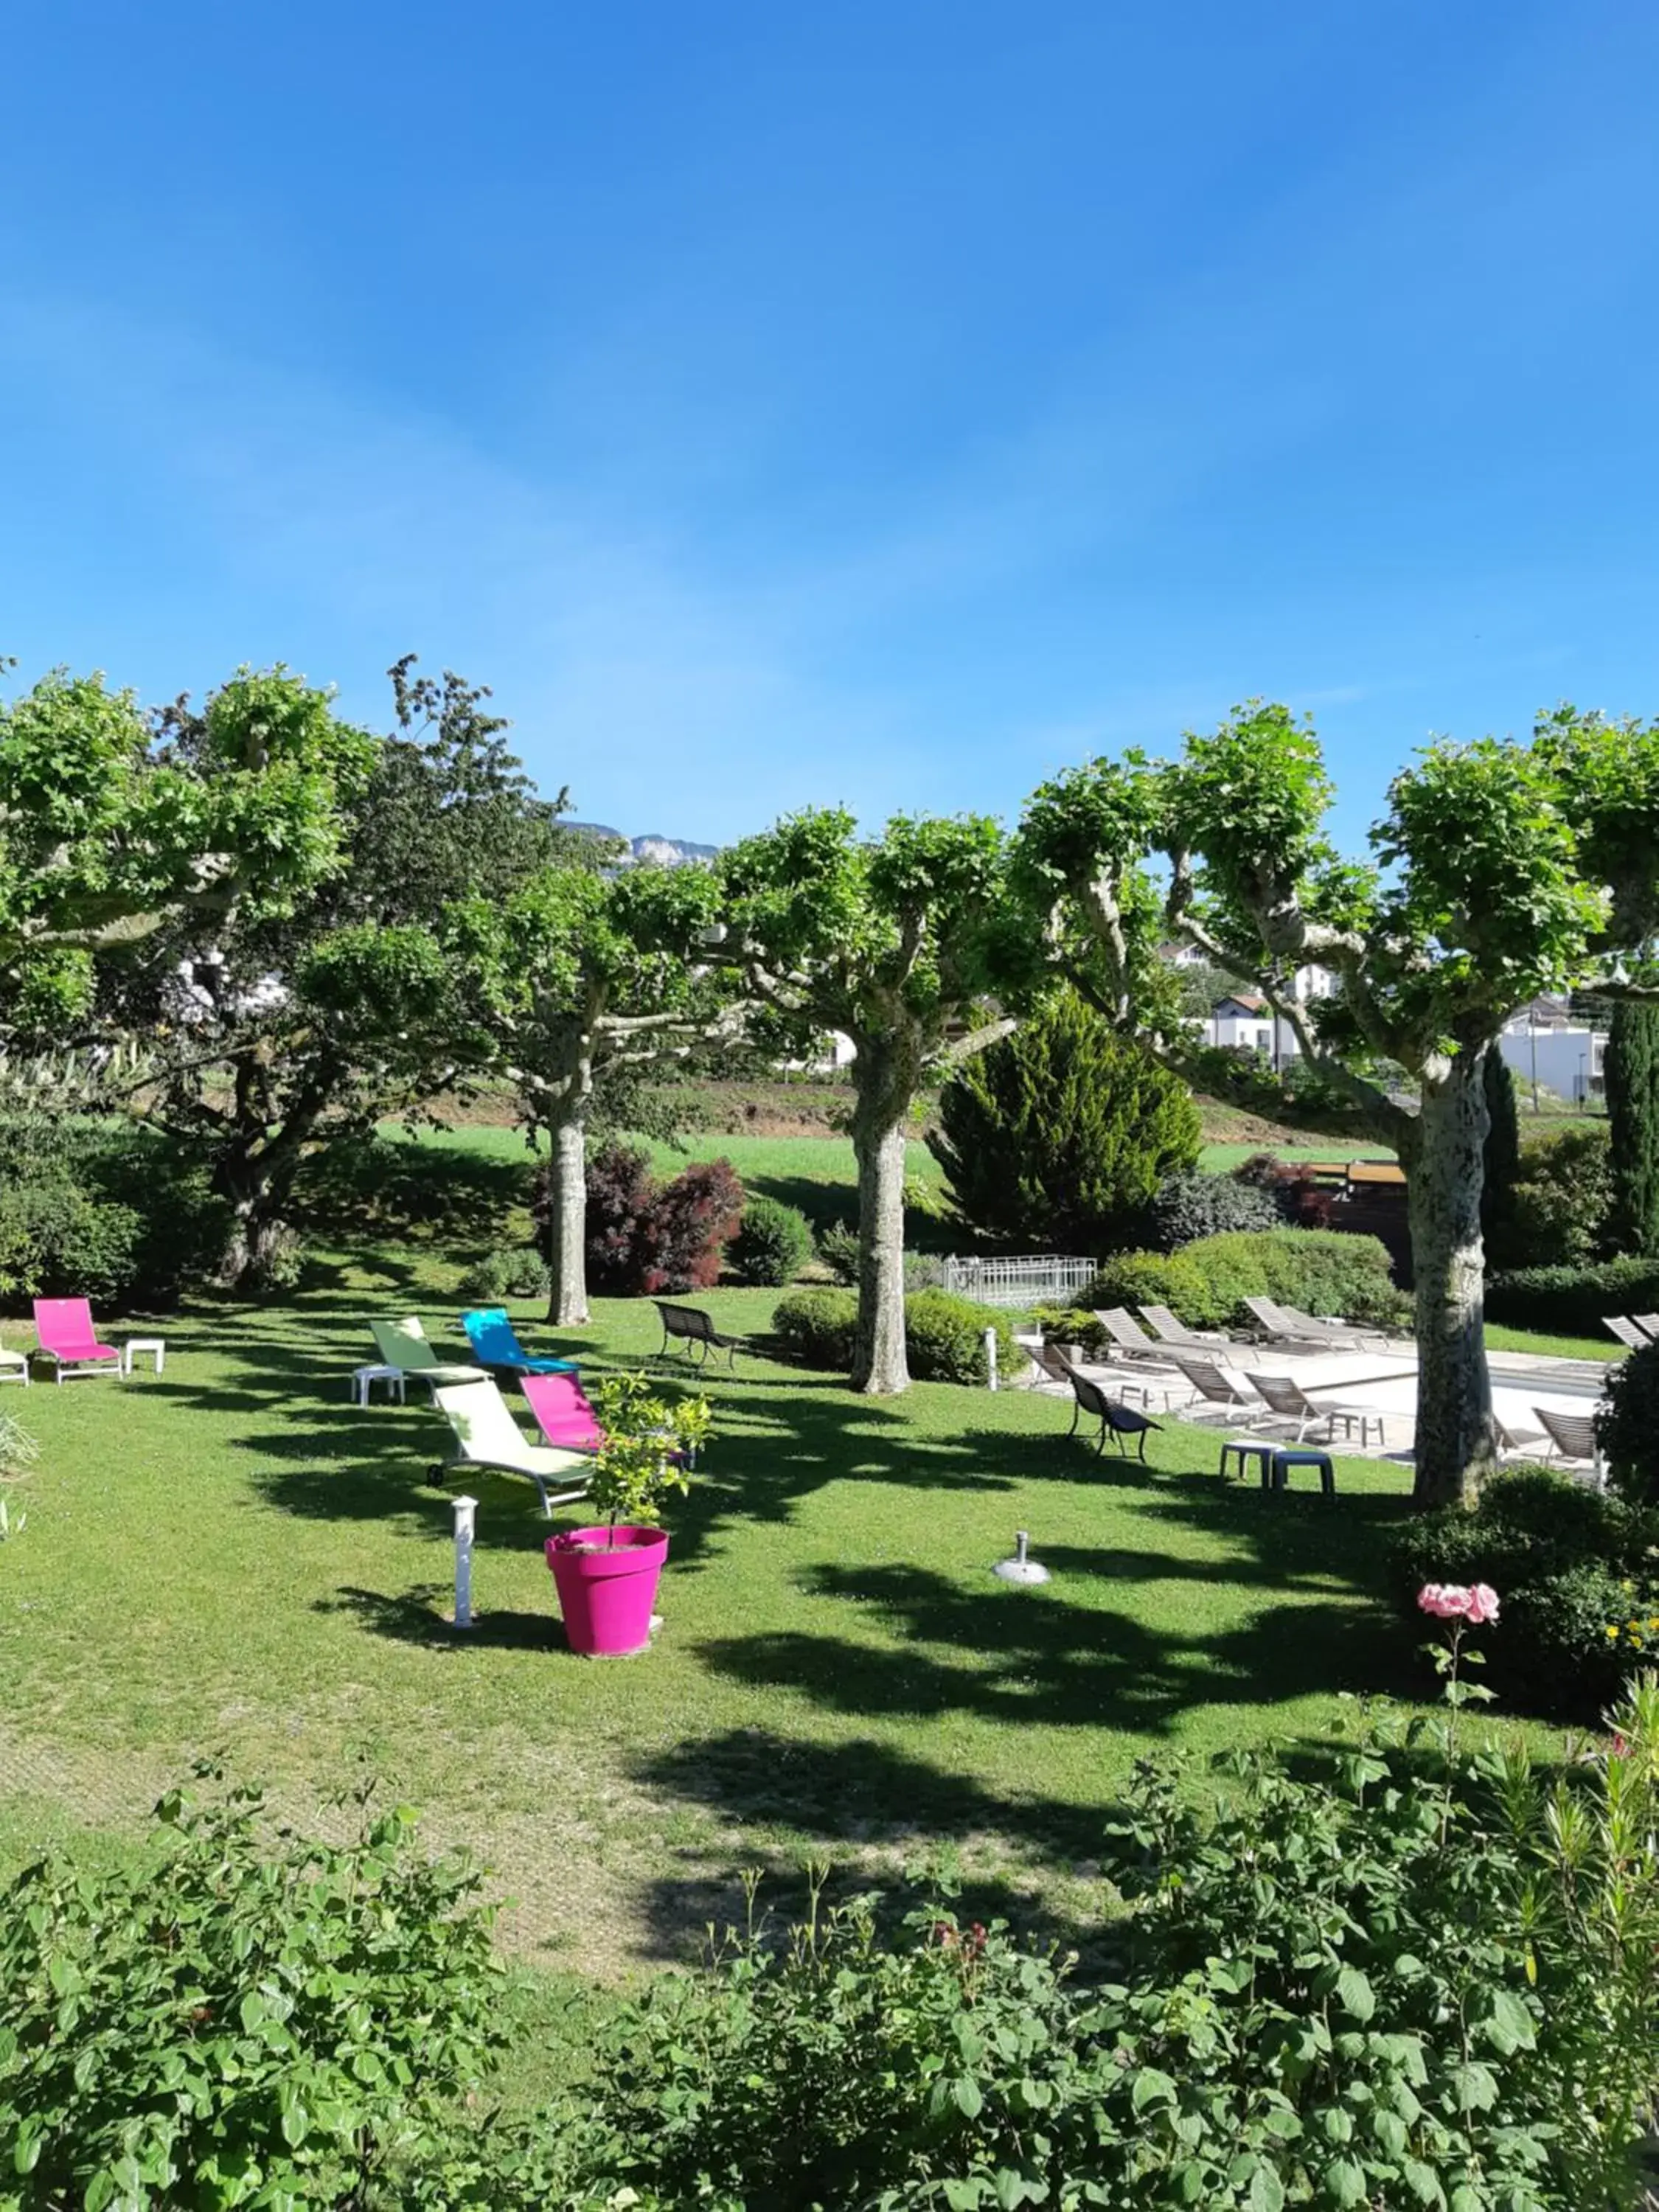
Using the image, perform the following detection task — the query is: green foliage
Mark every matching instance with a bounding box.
[929,991,1201,1253]
[0,1117,226,1310]
[1087,1228,1406,1333]
[1596,1338,1659,1508]
[0,1117,141,1307]
[1604,1000,1659,1256]
[461,1245,552,1303]
[0,1770,508,2208]
[1147,1167,1281,1251]
[585,1373,711,1538]
[0,661,375,1025]
[1485,1253,1659,1337]
[728,1194,815,1286]
[818,1222,860,1284]
[1502,1124,1613,1266]
[1391,1468,1659,1716]
[771,1287,1014,1384]
[471,1680,1659,2212]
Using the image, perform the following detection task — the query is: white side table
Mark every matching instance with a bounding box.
[352,1363,406,1408]
[123,1338,166,1377]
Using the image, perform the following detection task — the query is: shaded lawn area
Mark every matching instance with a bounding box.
[0,1259,1567,1994]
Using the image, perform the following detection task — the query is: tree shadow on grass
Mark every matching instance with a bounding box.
[688,1559,1409,1740]
[626,1727,1121,1968]
[291,1135,533,1245]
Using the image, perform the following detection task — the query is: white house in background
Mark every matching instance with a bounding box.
[1197,964,1339,1062]
[1495,999,1607,1102]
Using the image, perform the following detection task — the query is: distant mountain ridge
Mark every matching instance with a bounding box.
[566,823,720,867]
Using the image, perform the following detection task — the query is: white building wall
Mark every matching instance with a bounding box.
[1495,1025,1605,1102]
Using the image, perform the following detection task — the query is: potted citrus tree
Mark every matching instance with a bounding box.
[545,1374,711,1657]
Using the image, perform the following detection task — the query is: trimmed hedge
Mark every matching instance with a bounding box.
[771,1287,1015,1385]
[1085,1226,1408,1334]
[1486,1255,1659,1338]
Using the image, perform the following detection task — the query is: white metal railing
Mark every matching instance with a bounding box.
[942,1254,1096,1309]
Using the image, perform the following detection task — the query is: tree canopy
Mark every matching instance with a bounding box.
[0,661,376,1035]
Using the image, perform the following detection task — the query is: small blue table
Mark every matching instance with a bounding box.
[1270,1448,1336,1498]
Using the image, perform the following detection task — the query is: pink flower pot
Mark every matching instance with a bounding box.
[545,1525,668,1657]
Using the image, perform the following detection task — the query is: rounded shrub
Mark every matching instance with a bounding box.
[728,1196,814,1287]
[902,1290,1016,1384]
[462,1246,551,1303]
[770,1287,1014,1383]
[817,1222,859,1284]
[1148,1169,1281,1251]
[771,1288,858,1369]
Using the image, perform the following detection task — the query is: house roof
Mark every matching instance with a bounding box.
[1215,992,1267,1015]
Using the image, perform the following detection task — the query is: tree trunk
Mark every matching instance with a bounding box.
[214,1150,296,1293]
[850,1037,917,1394]
[543,1088,591,1326]
[1405,1048,1498,1509]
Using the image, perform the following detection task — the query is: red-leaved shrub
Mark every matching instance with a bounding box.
[537,1142,745,1296]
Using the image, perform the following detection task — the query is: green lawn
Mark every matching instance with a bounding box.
[1,1234,1572,2004]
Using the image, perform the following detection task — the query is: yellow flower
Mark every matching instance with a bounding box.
[1606,1624,1621,1639]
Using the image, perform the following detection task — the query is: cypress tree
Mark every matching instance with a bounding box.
[928,989,1202,1254]
[1604,1001,1659,1255]
[1480,1048,1521,1267]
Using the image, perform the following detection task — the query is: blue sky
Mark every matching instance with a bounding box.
[3,2,1657,851]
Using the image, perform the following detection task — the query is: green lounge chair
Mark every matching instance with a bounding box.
[370,1315,487,1390]
[429,1378,591,1517]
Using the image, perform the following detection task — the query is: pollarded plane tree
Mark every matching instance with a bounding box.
[453,857,739,1326]
[718,810,1017,1395]
[0,658,377,1042]
[1016,701,1659,1509]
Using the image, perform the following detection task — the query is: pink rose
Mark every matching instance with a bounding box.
[1466,1584,1500,1626]
[1418,1584,1467,1619]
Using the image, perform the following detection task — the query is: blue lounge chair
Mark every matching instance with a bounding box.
[459,1306,580,1377]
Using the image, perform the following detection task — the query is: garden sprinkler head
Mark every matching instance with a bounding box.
[993,1530,1051,1586]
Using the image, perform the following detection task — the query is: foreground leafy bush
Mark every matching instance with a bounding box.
[0,1772,506,2209]
[728,1194,814,1285]
[771,1287,1015,1383]
[462,1244,552,1303]
[1087,1227,1407,1333]
[452,1678,1659,2211]
[1390,1468,1659,1716]
[929,990,1201,1253]
[1485,1253,1659,1338]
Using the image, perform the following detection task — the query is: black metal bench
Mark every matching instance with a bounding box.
[653,1301,744,1369]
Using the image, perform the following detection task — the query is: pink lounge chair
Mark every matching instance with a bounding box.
[520,1371,605,1454]
[32,1298,124,1384]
